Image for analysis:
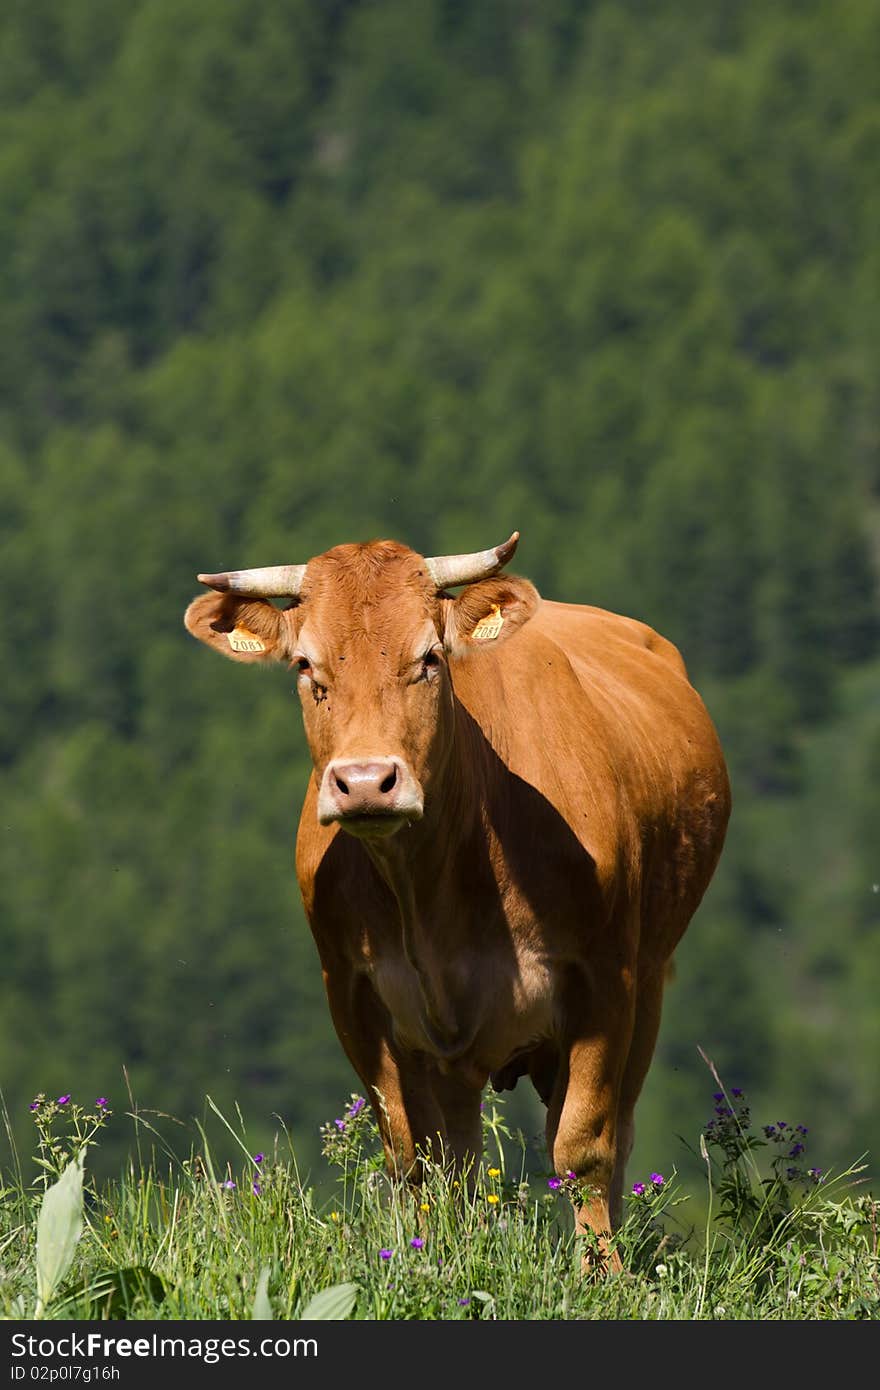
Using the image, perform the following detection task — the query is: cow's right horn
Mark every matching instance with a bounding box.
[197,564,307,597]
[424,532,520,590]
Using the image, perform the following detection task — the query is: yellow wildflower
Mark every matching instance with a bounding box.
[487,1193,500,1205]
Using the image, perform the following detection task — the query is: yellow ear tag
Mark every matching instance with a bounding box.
[471,604,504,642]
[227,626,266,654]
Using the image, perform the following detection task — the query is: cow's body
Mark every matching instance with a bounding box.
[185,536,730,1266]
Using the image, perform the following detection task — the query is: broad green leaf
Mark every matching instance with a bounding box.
[251,1264,273,1320]
[299,1282,358,1320]
[35,1153,85,1315]
[81,1267,167,1318]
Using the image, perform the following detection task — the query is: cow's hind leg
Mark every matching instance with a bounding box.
[428,1068,484,1186]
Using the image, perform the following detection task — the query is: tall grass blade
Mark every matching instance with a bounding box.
[695,1128,712,1320]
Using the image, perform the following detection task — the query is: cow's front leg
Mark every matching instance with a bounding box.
[546,968,636,1275]
[323,968,448,1182]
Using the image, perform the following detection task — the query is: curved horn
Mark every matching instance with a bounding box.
[197,563,307,597]
[424,531,520,590]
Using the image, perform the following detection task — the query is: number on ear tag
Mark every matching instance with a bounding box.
[227,627,266,654]
[471,605,504,641]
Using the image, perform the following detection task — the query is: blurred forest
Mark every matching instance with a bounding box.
[1,0,878,1193]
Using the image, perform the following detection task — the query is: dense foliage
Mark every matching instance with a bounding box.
[2,1086,877,1321]
[2,0,878,1192]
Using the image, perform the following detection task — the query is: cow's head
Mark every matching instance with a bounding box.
[184,535,538,840]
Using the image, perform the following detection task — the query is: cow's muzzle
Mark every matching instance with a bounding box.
[317,757,424,837]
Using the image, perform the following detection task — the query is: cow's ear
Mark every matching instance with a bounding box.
[442,575,540,657]
[184,592,294,665]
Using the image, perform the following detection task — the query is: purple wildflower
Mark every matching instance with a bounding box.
[777,1121,787,1129]
[650,1173,665,1187]
[796,1125,808,1136]
[458,1298,471,1306]
[713,1092,724,1102]
[764,1125,776,1138]
[347,1098,365,1117]
[410,1237,425,1250]
[252,1182,262,1196]
[29,1100,40,1111]
[95,1098,108,1108]
[334,1118,345,1132]
[731,1088,743,1098]
[566,1170,577,1180]
[547,1176,562,1191]
[254,1152,264,1164]
[379,1249,393,1261]
[632,1181,646,1197]
[57,1094,71,1105]
[808,1167,823,1182]
[789,1142,805,1158]
[223,1180,236,1190]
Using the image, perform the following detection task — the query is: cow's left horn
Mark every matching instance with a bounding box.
[424,532,520,590]
[197,564,307,597]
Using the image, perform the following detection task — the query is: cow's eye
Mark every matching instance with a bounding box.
[420,649,442,680]
[295,656,312,678]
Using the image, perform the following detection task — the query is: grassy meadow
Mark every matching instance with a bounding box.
[1,1075,876,1322]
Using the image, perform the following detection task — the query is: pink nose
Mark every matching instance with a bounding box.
[326,759,402,816]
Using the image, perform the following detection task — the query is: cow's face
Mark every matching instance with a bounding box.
[185,539,538,841]
[288,544,453,839]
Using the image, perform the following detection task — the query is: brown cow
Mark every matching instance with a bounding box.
[184,533,730,1268]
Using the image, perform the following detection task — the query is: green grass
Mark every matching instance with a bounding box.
[1,1085,877,1321]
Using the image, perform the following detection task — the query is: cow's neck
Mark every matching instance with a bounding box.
[359,701,490,1055]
